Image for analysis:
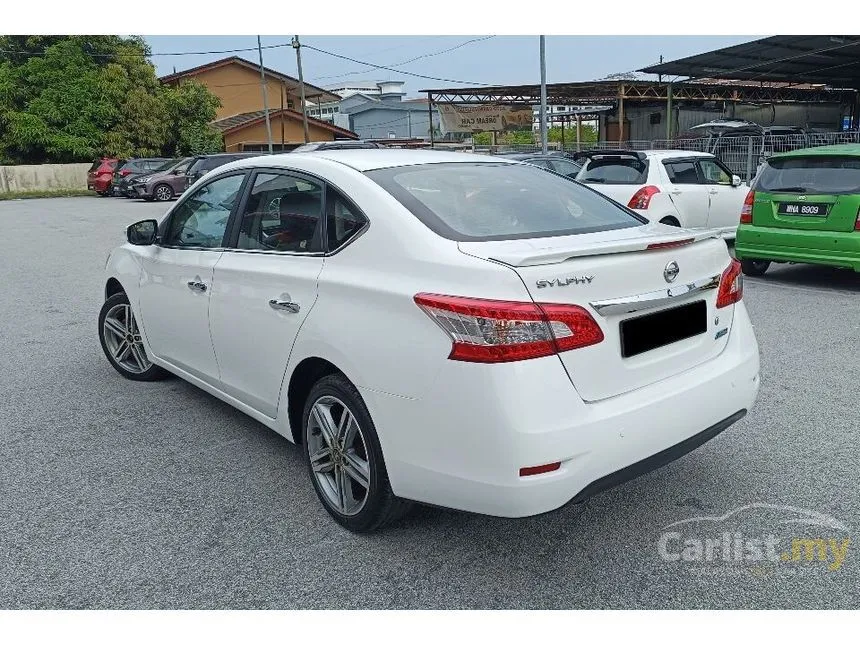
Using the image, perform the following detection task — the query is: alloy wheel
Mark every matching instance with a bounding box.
[102,303,151,374]
[154,185,172,201]
[307,395,371,516]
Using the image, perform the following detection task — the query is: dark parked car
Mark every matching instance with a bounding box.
[112,158,173,197]
[130,157,194,202]
[291,140,383,153]
[185,153,263,189]
[491,152,583,178]
[87,158,122,196]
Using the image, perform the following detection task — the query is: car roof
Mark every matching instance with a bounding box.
[579,150,714,160]
[225,149,513,172]
[772,143,860,158]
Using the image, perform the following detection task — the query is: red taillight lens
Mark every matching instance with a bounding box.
[740,190,755,224]
[716,259,743,309]
[627,185,660,210]
[120,169,132,176]
[414,293,604,363]
[855,207,860,231]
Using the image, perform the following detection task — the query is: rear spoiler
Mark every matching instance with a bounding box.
[460,229,721,267]
[572,150,646,162]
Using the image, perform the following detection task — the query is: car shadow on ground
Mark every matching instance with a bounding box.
[752,263,860,293]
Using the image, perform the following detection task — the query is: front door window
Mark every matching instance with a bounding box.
[162,173,245,248]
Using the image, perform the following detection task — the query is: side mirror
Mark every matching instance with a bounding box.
[127,219,158,245]
[731,174,742,187]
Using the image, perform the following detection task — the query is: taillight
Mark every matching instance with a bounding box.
[855,206,860,231]
[414,293,604,363]
[627,185,660,210]
[120,169,132,177]
[740,190,755,224]
[716,259,743,309]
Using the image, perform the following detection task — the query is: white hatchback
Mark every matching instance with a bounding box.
[99,150,760,532]
[575,149,748,239]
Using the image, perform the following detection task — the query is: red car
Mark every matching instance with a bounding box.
[87,158,122,196]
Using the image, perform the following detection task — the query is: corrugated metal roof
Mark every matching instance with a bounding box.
[640,36,860,87]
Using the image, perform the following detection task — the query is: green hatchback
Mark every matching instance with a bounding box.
[735,144,860,276]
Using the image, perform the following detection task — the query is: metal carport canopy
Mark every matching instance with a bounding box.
[639,35,860,87]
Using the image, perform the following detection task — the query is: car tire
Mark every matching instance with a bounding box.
[98,292,168,382]
[153,184,174,202]
[97,190,109,197]
[659,216,681,227]
[741,259,771,276]
[302,373,411,533]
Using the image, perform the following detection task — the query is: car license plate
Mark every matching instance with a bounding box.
[620,300,707,358]
[777,202,828,216]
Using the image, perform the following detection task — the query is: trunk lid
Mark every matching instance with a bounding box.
[459,225,736,401]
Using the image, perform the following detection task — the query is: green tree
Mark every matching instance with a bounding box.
[161,81,223,156]
[0,36,223,164]
[548,123,598,146]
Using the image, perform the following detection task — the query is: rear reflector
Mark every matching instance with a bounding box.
[646,238,694,250]
[414,293,604,363]
[716,259,743,309]
[740,190,754,224]
[519,462,561,477]
[627,185,660,210]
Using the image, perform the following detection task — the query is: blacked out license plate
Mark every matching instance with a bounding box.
[620,300,707,358]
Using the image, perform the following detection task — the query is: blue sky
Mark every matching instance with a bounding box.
[144,35,757,96]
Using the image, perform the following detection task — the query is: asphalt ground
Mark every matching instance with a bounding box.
[1,195,858,609]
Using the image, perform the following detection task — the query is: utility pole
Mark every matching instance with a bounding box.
[539,35,548,154]
[292,35,310,143]
[257,36,274,154]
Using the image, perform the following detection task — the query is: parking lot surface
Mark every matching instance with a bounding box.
[1,196,859,609]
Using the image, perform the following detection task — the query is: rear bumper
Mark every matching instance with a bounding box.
[736,224,860,271]
[362,303,760,518]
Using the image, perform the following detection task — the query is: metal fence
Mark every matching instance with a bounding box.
[473,131,860,183]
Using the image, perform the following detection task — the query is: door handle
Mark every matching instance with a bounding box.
[269,299,300,313]
[187,280,207,293]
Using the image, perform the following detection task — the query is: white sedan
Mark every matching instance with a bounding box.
[99,150,760,532]
[575,149,748,239]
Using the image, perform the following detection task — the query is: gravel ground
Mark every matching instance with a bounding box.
[1,196,858,609]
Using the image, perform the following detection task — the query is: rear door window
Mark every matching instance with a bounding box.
[368,162,643,242]
[756,156,860,195]
[664,161,701,184]
[579,157,648,184]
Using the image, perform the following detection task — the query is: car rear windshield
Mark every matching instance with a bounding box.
[578,156,648,185]
[367,162,644,242]
[756,156,860,195]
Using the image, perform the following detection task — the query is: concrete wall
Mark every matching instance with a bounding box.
[0,163,91,193]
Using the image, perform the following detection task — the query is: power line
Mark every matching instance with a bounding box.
[0,41,296,59]
[311,36,495,83]
[302,44,490,86]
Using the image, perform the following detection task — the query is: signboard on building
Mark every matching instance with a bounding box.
[437,104,534,133]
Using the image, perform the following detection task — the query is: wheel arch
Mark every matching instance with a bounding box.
[105,277,126,300]
[285,356,345,445]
